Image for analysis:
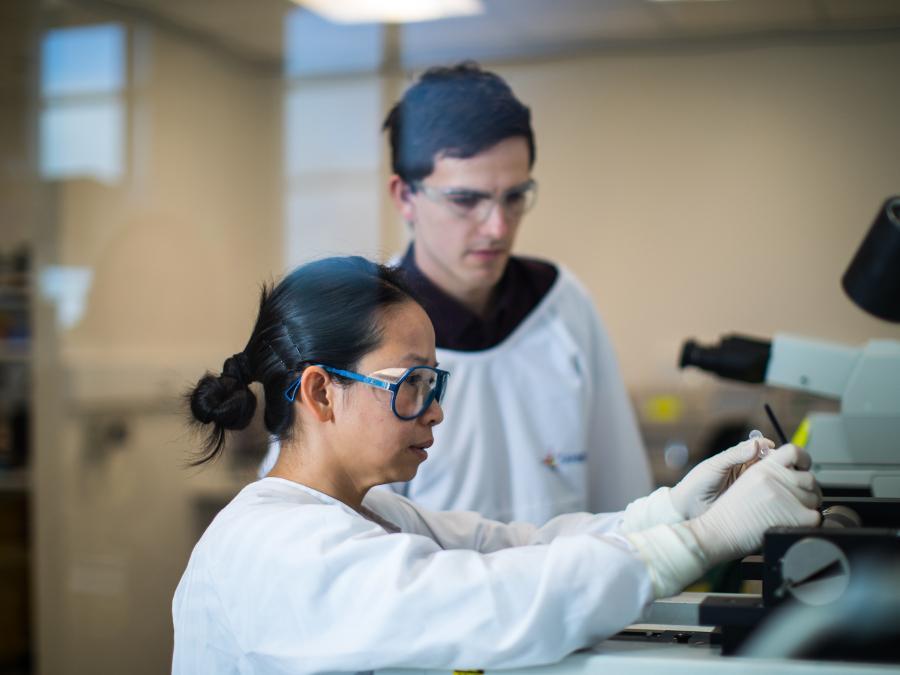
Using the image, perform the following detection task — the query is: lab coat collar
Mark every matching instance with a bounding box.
[256,478,401,534]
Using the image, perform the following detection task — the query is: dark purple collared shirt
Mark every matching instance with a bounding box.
[397,244,559,352]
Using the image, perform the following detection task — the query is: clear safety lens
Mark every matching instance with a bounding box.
[396,367,438,418]
[454,184,536,222]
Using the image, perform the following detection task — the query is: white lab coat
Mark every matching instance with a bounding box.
[172,477,654,675]
[391,265,652,522]
[260,266,652,525]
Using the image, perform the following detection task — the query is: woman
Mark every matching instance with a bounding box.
[173,256,821,674]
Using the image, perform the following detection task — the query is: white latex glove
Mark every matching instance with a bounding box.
[622,436,774,533]
[627,444,822,598]
[669,436,775,520]
[621,487,683,533]
[684,443,822,566]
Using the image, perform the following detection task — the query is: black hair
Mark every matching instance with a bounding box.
[186,256,417,465]
[382,61,535,185]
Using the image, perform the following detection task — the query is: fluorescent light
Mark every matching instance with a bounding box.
[295,0,484,24]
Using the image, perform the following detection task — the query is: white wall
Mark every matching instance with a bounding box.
[59,32,282,374]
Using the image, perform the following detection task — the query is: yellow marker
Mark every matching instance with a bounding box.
[792,417,810,448]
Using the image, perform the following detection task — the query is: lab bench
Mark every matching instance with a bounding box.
[380,590,898,675]
[380,636,897,675]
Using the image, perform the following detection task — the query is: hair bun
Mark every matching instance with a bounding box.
[189,371,257,431]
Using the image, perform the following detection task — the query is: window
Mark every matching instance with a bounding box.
[39,24,126,184]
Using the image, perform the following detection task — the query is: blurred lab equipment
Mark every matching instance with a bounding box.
[680,198,900,499]
[665,197,900,661]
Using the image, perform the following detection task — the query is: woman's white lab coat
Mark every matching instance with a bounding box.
[172,477,654,674]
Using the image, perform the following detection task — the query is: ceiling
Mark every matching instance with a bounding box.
[62,0,900,72]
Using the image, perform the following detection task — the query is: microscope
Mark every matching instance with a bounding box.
[672,197,900,661]
[680,196,900,498]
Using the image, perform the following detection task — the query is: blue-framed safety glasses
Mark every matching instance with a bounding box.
[284,364,449,421]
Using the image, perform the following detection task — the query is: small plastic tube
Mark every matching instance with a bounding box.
[748,429,768,457]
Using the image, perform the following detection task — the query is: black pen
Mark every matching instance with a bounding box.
[764,402,789,445]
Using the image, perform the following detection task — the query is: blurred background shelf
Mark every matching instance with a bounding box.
[0,344,29,365]
[0,468,30,494]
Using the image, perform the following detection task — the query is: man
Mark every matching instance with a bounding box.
[381,62,651,523]
[262,62,652,524]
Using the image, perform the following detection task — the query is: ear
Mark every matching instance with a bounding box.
[297,366,335,423]
[388,175,416,226]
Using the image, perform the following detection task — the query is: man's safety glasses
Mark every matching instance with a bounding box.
[284,364,449,421]
[412,179,537,224]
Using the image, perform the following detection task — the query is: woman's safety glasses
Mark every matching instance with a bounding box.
[284,364,449,421]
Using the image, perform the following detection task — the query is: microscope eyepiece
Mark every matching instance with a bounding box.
[679,334,772,383]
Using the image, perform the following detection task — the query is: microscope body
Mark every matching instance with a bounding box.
[767,336,900,497]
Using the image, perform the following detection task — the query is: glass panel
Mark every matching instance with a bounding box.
[39,24,125,183]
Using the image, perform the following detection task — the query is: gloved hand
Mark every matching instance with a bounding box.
[684,443,822,566]
[669,436,775,520]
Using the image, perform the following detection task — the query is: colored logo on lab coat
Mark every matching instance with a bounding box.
[542,451,586,469]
